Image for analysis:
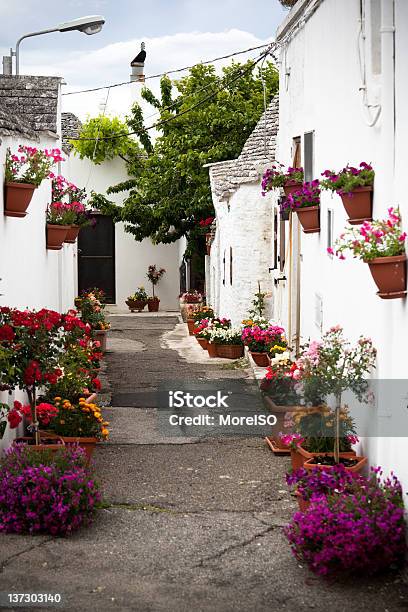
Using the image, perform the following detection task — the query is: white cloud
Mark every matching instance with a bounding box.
[19,29,270,120]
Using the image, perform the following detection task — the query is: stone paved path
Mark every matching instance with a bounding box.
[0,314,407,612]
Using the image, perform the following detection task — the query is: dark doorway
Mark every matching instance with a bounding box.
[78,215,116,303]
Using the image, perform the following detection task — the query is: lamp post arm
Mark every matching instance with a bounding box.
[15,27,59,75]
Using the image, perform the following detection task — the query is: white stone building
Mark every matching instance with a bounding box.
[205,97,279,325]
[61,113,180,312]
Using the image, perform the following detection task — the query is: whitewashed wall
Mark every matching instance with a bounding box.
[208,180,275,326]
[0,134,76,450]
[63,154,180,311]
[275,0,408,490]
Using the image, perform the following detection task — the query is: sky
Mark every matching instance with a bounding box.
[0,0,287,119]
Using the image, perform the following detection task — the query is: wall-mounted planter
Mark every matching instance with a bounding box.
[294,206,320,234]
[366,254,407,299]
[283,180,302,198]
[65,225,81,243]
[46,224,70,250]
[4,182,36,217]
[340,186,373,225]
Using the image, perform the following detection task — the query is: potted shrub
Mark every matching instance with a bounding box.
[146,265,166,312]
[126,287,148,312]
[321,162,374,224]
[46,397,109,462]
[0,306,88,448]
[285,466,406,577]
[284,180,321,233]
[179,290,203,322]
[0,444,100,535]
[4,146,63,218]
[209,327,244,359]
[242,323,286,367]
[330,207,407,299]
[262,164,304,198]
[293,326,376,470]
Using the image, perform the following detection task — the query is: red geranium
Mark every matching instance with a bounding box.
[0,324,15,343]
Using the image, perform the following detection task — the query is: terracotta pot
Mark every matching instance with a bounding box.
[295,491,310,512]
[187,319,196,335]
[207,342,218,358]
[180,301,202,322]
[294,206,320,233]
[148,298,160,312]
[94,329,107,352]
[197,337,208,350]
[46,224,70,250]
[126,299,147,313]
[215,344,244,359]
[290,446,315,470]
[65,225,81,243]
[366,254,407,299]
[304,453,367,473]
[283,180,303,198]
[4,181,36,217]
[264,436,291,455]
[14,433,65,454]
[340,187,373,224]
[250,351,270,367]
[61,436,98,463]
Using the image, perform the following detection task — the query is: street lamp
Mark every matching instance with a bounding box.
[5,15,105,75]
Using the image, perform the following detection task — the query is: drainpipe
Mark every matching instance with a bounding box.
[380,0,395,204]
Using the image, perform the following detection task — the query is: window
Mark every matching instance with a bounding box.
[304,131,314,181]
[327,209,334,254]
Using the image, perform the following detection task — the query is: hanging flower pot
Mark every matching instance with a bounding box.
[65,225,81,243]
[148,297,160,312]
[46,224,70,250]
[340,187,373,225]
[4,182,36,217]
[295,206,320,233]
[283,180,303,198]
[366,254,407,299]
[250,351,270,367]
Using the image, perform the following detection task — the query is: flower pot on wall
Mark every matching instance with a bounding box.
[65,225,81,243]
[283,180,303,198]
[366,254,407,299]
[216,344,244,359]
[250,352,270,367]
[4,182,36,217]
[295,206,320,234]
[46,224,70,250]
[148,298,160,312]
[340,187,373,225]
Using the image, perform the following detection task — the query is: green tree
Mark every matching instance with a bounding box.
[80,59,278,252]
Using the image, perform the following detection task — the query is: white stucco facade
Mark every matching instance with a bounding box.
[274,0,408,490]
[63,153,180,312]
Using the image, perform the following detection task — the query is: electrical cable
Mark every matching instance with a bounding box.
[62,42,272,96]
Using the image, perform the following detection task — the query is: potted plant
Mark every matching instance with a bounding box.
[193,318,211,350]
[0,306,87,449]
[321,162,374,224]
[0,444,101,535]
[76,288,110,352]
[262,164,304,198]
[4,146,63,218]
[284,180,321,233]
[285,466,406,577]
[48,175,90,243]
[330,207,407,299]
[209,327,244,359]
[242,323,286,367]
[46,202,72,250]
[179,290,203,322]
[146,265,166,312]
[126,287,148,312]
[187,306,214,335]
[294,326,376,470]
[46,397,109,462]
